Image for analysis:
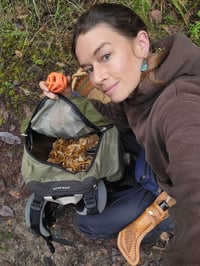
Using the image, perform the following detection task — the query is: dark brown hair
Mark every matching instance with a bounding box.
[72,3,166,85]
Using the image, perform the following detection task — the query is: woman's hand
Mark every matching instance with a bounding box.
[39,75,72,99]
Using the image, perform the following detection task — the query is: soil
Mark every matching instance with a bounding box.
[0,103,172,266]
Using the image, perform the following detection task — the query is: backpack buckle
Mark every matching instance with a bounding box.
[84,192,98,214]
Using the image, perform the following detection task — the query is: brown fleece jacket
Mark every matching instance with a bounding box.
[92,33,200,265]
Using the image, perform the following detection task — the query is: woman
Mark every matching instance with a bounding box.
[40,3,200,265]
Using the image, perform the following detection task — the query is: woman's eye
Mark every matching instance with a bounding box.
[84,67,93,75]
[102,53,110,61]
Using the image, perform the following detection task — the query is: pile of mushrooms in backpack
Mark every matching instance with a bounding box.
[47,134,99,172]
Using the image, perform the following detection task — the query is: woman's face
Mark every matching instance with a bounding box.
[75,23,149,102]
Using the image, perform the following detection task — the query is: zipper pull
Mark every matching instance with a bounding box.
[100,125,113,132]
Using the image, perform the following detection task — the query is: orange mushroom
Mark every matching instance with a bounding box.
[46,72,67,93]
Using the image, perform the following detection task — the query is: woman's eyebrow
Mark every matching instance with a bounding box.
[93,42,110,56]
[80,42,110,68]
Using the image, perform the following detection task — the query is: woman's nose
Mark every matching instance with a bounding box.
[92,64,107,85]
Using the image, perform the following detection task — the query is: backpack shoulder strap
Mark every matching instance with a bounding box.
[25,193,75,253]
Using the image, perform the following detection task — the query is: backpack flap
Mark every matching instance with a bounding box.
[30,97,93,138]
[30,95,111,138]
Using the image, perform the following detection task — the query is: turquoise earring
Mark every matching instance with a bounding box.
[140,59,148,72]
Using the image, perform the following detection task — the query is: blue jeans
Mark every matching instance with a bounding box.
[73,185,174,241]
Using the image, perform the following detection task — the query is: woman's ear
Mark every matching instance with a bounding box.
[132,30,150,58]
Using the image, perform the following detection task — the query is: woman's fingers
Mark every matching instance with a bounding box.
[39,80,58,99]
[43,90,59,99]
[39,76,73,99]
[39,81,48,92]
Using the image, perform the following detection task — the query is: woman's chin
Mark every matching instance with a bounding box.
[110,94,128,103]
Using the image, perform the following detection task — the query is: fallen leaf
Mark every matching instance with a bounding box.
[23,105,32,116]
[13,23,24,31]
[161,25,180,35]
[15,50,23,58]
[9,190,21,199]
[0,131,21,144]
[149,9,162,25]
[0,205,14,217]
[9,125,16,132]
[7,219,13,226]
[56,62,65,68]
[17,174,25,188]
[160,232,170,244]
[21,87,31,96]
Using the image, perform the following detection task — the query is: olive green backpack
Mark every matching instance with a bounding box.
[22,94,125,252]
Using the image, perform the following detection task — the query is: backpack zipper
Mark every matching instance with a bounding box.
[26,128,108,173]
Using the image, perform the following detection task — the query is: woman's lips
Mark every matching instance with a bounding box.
[104,82,118,95]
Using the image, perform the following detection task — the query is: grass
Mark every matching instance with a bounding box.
[0,0,199,123]
[189,10,200,44]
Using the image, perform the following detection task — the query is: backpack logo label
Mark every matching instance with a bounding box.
[52,186,71,191]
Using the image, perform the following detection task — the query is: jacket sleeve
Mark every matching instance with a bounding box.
[91,99,130,134]
[91,99,141,154]
[158,81,200,264]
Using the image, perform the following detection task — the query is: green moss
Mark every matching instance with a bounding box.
[0,116,5,127]
[189,11,200,46]
[0,231,13,241]
[0,232,13,251]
